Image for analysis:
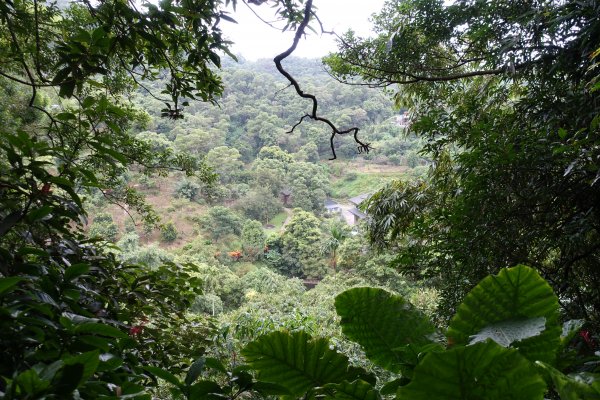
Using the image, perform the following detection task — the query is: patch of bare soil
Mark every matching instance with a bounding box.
[102,175,208,249]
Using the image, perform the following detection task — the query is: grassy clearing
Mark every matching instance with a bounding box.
[330,171,406,199]
[264,211,288,234]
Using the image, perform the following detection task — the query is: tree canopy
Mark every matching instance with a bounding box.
[326,0,600,323]
[0,0,329,397]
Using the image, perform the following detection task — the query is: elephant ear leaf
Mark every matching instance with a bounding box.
[398,341,546,400]
[242,331,369,398]
[335,287,438,374]
[468,316,547,346]
[447,265,560,363]
[322,379,381,400]
[536,362,600,400]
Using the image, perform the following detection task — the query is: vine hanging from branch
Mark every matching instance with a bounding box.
[270,0,371,160]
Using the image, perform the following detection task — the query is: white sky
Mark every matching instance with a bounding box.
[222,0,386,60]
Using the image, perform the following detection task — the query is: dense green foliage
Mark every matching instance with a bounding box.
[335,287,437,374]
[0,0,268,397]
[2,0,599,398]
[243,331,373,397]
[326,0,600,325]
[0,127,207,398]
[243,266,599,399]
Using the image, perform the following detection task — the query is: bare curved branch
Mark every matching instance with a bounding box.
[272,0,368,160]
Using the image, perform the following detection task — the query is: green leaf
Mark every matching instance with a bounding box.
[91,27,106,43]
[105,120,122,134]
[73,29,92,44]
[219,12,237,23]
[59,80,76,98]
[188,380,223,399]
[15,369,50,395]
[0,211,23,236]
[380,378,405,395]
[0,277,24,295]
[322,379,381,400]
[468,316,546,346]
[536,362,600,400]
[242,330,366,397]
[54,112,77,121]
[252,381,291,396]
[39,360,64,381]
[49,176,74,187]
[17,247,47,257]
[208,52,220,67]
[232,370,253,391]
[558,128,568,139]
[82,96,96,109]
[27,205,53,222]
[89,141,128,164]
[51,67,71,85]
[144,366,181,387]
[64,263,90,281]
[62,350,100,390]
[76,167,99,185]
[74,322,128,338]
[447,265,560,363]
[204,357,226,373]
[398,341,546,399]
[185,357,205,386]
[97,353,123,372]
[56,364,84,394]
[335,287,437,373]
[77,335,111,352]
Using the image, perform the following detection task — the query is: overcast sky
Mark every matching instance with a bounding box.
[221,0,386,60]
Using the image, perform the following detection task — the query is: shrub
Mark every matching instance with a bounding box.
[191,293,224,316]
[173,179,200,201]
[160,221,178,242]
[88,213,119,242]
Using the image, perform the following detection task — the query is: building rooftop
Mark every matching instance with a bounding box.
[348,193,371,206]
[324,199,340,208]
[347,207,367,219]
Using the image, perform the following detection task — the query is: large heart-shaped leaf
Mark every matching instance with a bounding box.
[468,316,546,346]
[242,331,368,398]
[447,265,560,363]
[335,287,437,373]
[536,362,600,400]
[398,340,546,399]
[322,379,381,400]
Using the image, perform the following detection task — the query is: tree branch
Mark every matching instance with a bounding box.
[272,0,369,160]
[243,0,285,30]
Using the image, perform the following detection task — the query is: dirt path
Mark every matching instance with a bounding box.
[280,207,293,232]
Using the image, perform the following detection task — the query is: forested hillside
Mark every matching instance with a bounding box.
[85,56,424,255]
[1,0,599,399]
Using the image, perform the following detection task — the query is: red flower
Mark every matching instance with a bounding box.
[40,183,52,195]
[579,330,594,348]
[129,325,144,336]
